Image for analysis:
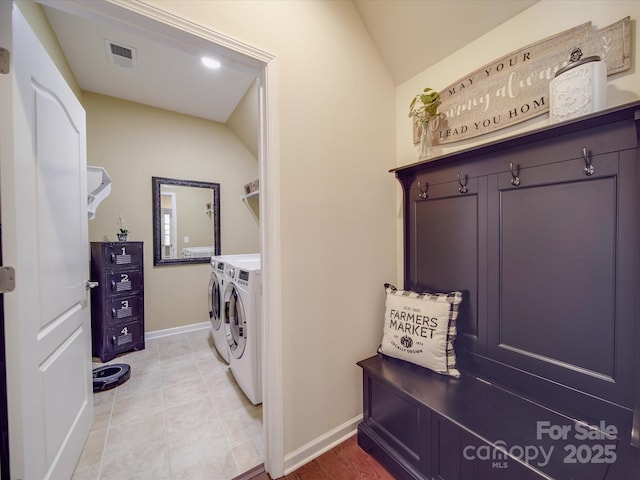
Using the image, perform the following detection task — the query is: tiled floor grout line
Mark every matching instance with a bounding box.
[160,352,170,479]
[195,338,244,477]
[95,391,115,480]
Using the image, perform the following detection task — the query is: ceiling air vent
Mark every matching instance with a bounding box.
[105,39,137,69]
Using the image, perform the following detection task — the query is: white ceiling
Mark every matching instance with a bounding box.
[42,1,539,122]
[43,5,259,123]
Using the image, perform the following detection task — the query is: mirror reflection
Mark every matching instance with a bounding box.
[152,176,221,265]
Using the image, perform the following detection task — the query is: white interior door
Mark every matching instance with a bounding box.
[0,2,93,479]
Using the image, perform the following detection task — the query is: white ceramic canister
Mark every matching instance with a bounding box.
[549,47,607,124]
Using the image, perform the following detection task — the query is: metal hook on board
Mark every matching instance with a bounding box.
[583,147,595,176]
[509,162,520,186]
[417,181,429,199]
[457,173,468,194]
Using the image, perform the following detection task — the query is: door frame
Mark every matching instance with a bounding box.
[36,0,284,476]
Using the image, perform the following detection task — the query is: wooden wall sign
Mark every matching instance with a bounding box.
[424,17,631,146]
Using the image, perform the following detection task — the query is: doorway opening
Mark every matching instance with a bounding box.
[34,0,283,477]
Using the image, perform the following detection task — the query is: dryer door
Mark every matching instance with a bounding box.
[208,273,223,330]
[224,285,247,359]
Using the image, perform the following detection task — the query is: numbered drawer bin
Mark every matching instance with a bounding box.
[91,242,145,362]
[106,295,143,324]
[104,242,143,270]
[106,270,144,295]
[98,320,145,361]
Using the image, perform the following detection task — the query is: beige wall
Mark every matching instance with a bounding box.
[145,0,398,457]
[227,79,260,159]
[85,92,260,332]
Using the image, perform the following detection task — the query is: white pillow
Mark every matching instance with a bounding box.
[379,283,462,377]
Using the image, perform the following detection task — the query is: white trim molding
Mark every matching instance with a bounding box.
[257,56,285,478]
[283,415,362,475]
[145,321,210,341]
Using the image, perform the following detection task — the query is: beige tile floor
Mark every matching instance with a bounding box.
[71,327,263,480]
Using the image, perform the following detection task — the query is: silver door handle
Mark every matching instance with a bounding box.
[85,281,99,290]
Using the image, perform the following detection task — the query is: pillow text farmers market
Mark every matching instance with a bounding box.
[389,308,438,339]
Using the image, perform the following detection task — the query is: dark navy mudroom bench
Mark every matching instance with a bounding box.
[358,101,640,480]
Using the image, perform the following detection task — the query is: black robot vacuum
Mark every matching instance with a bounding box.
[92,363,131,392]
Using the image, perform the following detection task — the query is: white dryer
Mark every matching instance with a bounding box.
[223,257,262,404]
[209,254,260,363]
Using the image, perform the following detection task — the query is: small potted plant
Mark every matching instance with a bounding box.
[117,215,129,242]
[408,87,441,159]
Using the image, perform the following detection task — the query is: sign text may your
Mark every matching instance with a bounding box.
[425,18,630,145]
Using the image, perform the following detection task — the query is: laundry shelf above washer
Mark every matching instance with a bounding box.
[241,190,259,221]
[241,190,259,201]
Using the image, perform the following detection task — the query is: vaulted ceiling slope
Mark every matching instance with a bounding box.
[353,0,539,84]
[42,1,539,122]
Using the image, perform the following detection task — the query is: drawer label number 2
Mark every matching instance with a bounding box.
[115,273,132,292]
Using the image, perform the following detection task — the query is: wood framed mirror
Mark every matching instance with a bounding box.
[152,176,221,266]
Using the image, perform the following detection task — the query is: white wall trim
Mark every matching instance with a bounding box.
[145,321,210,341]
[36,1,285,477]
[258,57,284,478]
[283,415,362,475]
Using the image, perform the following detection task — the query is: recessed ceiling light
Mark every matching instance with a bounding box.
[201,56,221,69]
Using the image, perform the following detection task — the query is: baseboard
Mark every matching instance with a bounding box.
[145,321,210,341]
[283,414,362,475]
[229,463,266,480]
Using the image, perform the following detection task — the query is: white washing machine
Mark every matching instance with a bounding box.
[209,254,259,363]
[209,256,230,362]
[223,257,262,404]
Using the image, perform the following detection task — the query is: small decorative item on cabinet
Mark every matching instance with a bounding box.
[409,87,441,160]
[117,215,129,241]
[549,47,607,124]
[243,178,259,195]
[418,125,433,160]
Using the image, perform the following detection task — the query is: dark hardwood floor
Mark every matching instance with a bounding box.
[233,435,394,480]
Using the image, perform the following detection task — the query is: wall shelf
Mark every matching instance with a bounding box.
[241,190,260,221]
[241,190,259,201]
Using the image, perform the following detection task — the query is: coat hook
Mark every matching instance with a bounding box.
[417,181,429,199]
[509,162,520,186]
[583,147,594,176]
[457,173,468,194]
